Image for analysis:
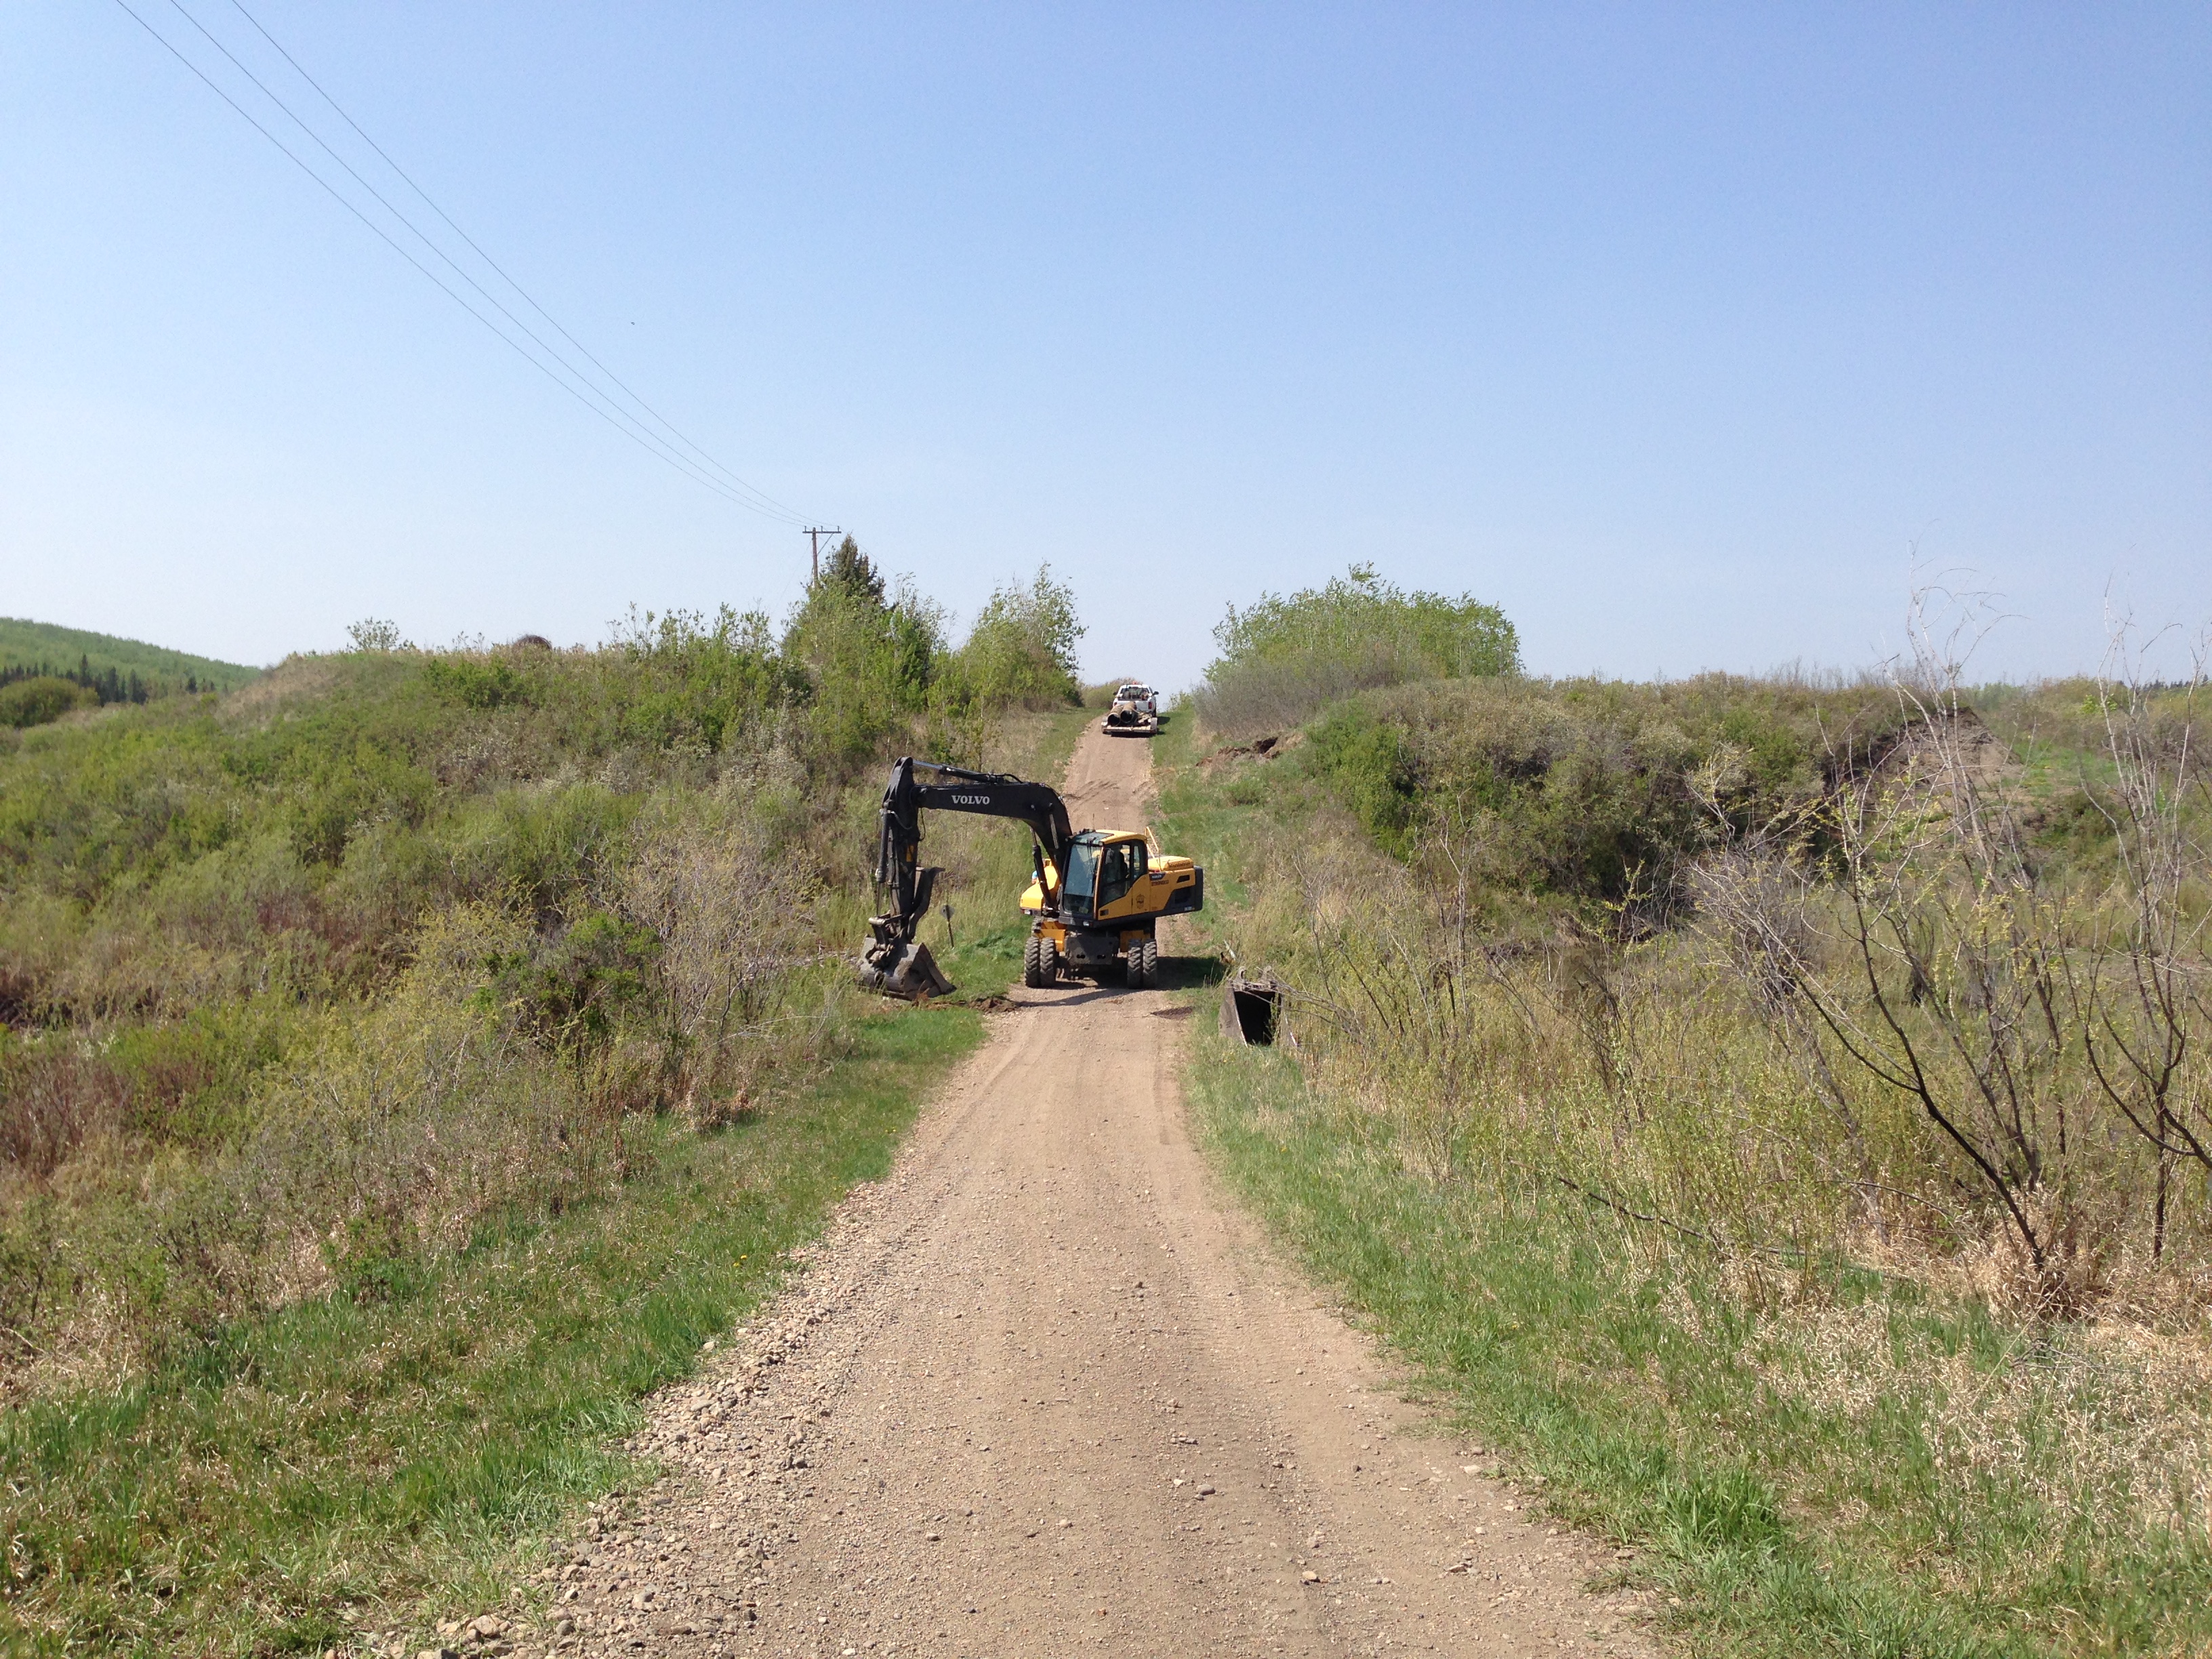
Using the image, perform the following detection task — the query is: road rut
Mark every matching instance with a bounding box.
[529,726,1656,1658]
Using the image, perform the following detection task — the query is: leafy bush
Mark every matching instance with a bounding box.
[780,541,947,770]
[951,565,1084,711]
[1195,563,1519,735]
[420,655,533,710]
[0,676,96,729]
[1306,705,1420,856]
[1300,672,1907,914]
[613,603,803,756]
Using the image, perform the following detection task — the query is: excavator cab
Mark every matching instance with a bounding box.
[1028,831,1200,927]
[1025,833,1126,920]
[1054,835,1143,922]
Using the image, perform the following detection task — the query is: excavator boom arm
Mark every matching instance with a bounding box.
[874,757,1073,945]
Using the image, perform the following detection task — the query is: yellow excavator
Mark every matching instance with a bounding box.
[858,757,1204,998]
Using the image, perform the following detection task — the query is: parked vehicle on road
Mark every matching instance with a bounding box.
[1103,681,1160,735]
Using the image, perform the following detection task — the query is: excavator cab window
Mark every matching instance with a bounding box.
[1097,840,1146,907]
[1061,841,1099,904]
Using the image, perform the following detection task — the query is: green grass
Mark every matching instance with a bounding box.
[1183,1026,2212,1658]
[0,618,260,693]
[0,1003,984,1658]
[1149,710,1261,916]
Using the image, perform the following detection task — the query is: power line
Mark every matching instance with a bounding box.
[108,0,810,524]
[145,0,800,521]
[157,1,660,457]
[220,0,804,524]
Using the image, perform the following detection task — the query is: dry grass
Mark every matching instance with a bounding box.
[1216,605,2212,1317]
[1749,1298,2212,1551]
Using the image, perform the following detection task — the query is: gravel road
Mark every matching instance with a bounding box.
[517,726,1657,1659]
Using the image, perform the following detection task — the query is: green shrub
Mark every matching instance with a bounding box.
[1196,563,1518,735]
[0,568,1082,1409]
[421,657,533,710]
[609,604,799,754]
[951,565,1084,711]
[289,741,439,867]
[447,785,636,920]
[779,542,948,770]
[1307,705,1420,856]
[0,677,96,729]
[480,909,657,1056]
[144,1003,295,1141]
[1292,674,1909,911]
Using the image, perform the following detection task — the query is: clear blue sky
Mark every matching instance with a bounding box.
[4,3,2206,686]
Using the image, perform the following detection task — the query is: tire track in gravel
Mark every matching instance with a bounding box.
[509,725,1660,1659]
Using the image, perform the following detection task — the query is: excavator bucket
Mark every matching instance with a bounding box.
[857,847,955,999]
[858,937,956,1001]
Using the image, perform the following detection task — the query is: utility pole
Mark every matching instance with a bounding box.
[804,527,844,584]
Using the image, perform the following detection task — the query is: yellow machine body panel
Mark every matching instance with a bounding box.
[1018,855,1061,915]
[1095,842,1199,922]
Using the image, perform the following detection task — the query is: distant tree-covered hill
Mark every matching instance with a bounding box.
[0,617,261,699]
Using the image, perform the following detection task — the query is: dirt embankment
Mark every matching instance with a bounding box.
[483,726,1655,1659]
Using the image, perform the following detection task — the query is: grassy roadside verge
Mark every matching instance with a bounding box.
[1156,711,2212,1658]
[0,1003,985,1657]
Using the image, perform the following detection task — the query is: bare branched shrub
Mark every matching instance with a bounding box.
[1709,601,2087,1304]
[1265,806,1849,1277]
[1686,836,1898,1236]
[614,785,823,1125]
[0,1048,127,1179]
[2061,626,2209,1256]
[1235,586,2211,1318]
[1685,591,2211,1315]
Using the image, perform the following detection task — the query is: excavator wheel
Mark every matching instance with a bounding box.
[1126,937,1157,989]
[1021,935,1046,989]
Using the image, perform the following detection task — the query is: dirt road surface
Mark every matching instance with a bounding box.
[520,726,1657,1659]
